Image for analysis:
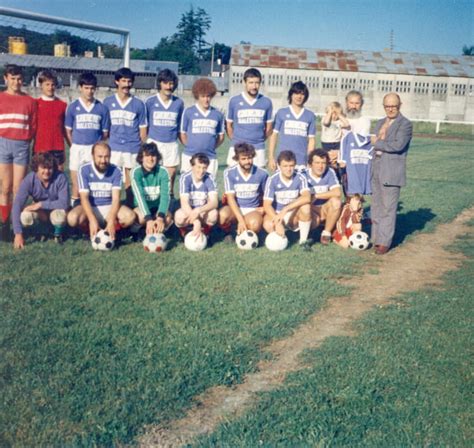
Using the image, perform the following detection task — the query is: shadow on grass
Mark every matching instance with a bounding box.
[392,204,436,247]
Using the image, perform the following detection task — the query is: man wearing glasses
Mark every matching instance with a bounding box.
[370,93,412,255]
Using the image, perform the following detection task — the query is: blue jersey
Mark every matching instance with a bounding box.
[273,106,316,166]
[339,133,373,195]
[305,167,340,206]
[264,171,309,212]
[145,94,184,143]
[65,98,110,145]
[103,94,147,154]
[179,171,218,209]
[78,162,122,207]
[226,93,273,149]
[180,105,224,159]
[224,164,268,209]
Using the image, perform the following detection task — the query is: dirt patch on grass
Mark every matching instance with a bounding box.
[139,207,474,447]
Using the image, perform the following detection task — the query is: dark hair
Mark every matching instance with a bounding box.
[37,69,58,86]
[31,152,57,172]
[277,150,296,165]
[243,68,262,81]
[3,64,22,77]
[308,148,329,164]
[233,142,256,161]
[190,152,210,167]
[91,141,111,155]
[287,81,309,104]
[157,69,178,91]
[114,67,135,82]
[345,90,364,106]
[79,72,97,87]
[192,78,217,99]
[136,142,162,165]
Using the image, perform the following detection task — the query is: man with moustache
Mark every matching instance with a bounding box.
[226,68,273,168]
[344,90,371,136]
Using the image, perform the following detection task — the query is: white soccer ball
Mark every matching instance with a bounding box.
[349,231,370,250]
[265,231,288,251]
[184,232,208,251]
[143,233,168,253]
[91,229,115,251]
[235,230,259,250]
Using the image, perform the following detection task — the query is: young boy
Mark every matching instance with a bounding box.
[33,70,69,171]
[131,142,173,235]
[174,153,218,239]
[180,78,224,178]
[65,72,110,206]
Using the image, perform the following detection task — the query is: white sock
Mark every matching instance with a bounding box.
[322,230,332,237]
[299,220,311,243]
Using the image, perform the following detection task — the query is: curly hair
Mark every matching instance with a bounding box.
[192,78,217,99]
[233,142,256,161]
[31,152,57,172]
[136,142,162,166]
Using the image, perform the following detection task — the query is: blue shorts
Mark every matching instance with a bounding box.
[0,136,30,166]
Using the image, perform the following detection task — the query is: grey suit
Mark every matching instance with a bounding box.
[371,113,412,248]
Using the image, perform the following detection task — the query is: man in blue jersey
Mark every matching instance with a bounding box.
[305,149,342,245]
[219,142,268,237]
[145,69,184,197]
[103,68,147,203]
[67,141,135,240]
[174,153,218,239]
[65,72,110,207]
[268,81,316,172]
[263,150,312,249]
[226,68,273,168]
[180,78,225,178]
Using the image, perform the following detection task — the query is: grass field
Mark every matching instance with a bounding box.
[196,223,474,447]
[1,136,473,445]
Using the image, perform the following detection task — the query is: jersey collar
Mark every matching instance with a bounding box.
[289,105,305,120]
[241,92,260,106]
[114,93,133,109]
[78,97,97,113]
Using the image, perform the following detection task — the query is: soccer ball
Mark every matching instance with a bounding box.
[143,233,168,253]
[235,230,259,250]
[349,231,370,250]
[184,232,208,251]
[265,231,288,251]
[91,229,115,251]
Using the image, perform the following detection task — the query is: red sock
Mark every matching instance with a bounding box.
[0,204,12,223]
[203,225,213,236]
[115,222,123,232]
[79,221,89,234]
[178,227,188,238]
[219,223,232,234]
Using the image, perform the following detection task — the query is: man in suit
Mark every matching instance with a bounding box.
[370,93,412,255]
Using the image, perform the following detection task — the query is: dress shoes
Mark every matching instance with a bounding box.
[375,244,390,255]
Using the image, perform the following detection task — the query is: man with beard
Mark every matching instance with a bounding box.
[67,141,135,240]
[344,90,371,136]
[226,68,273,168]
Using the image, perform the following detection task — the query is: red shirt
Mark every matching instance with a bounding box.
[0,91,37,141]
[33,96,67,152]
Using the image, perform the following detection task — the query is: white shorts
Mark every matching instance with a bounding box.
[283,210,299,231]
[227,147,266,168]
[69,143,92,171]
[240,207,258,216]
[92,205,111,225]
[181,153,218,178]
[147,139,180,167]
[110,150,138,170]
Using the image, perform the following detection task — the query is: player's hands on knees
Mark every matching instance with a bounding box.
[274,209,286,225]
[89,219,100,239]
[268,158,277,172]
[154,217,165,234]
[237,218,247,235]
[105,220,116,240]
[13,234,25,250]
[24,202,42,212]
[146,220,155,235]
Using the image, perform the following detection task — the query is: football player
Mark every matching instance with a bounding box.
[174,153,218,239]
[268,81,316,172]
[219,142,268,237]
[263,150,312,249]
[180,78,225,178]
[145,69,184,197]
[67,141,135,240]
[226,68,273,168]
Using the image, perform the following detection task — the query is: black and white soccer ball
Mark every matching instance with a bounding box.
[143,233,168,253]
[265,231,289,251]
[349,231,370,250]
[235,230,259,250]
[91,229,115,251]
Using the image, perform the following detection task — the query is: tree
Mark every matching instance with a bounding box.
[176,6,211,57]
[462,45,474,56]
[153,36,200,74]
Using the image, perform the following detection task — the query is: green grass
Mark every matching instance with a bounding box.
[1,136,473,445]
[196,225,474,447]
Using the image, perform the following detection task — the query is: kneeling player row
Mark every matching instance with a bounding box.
[12,140,366,251]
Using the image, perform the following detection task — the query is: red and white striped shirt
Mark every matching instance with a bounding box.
[0,91,37,141]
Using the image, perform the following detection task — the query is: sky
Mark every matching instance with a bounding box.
[0,0,473,56]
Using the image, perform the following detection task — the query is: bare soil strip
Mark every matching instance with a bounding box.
[139,207,474,447]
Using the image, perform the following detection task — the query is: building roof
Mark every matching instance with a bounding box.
[231,44,474,78]
[0,53,178,74]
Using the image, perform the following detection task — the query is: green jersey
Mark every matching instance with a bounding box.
[131,165,170,220]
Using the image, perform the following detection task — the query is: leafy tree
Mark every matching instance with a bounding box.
[176,6,211,56]
[153,36,200,74]
[462,45,474,56]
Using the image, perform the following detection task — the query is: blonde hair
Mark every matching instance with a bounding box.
[326,101,344,115]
